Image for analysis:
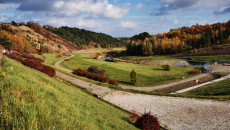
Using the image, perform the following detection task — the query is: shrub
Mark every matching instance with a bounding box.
[21,54,35,59]
[189,69,201,74]
[162,64,171,71]
[109,80,119,86]
[73,68,119,86]
[102,77,110,83]
[87,65,106,76]
[134,112,160,130]
[41,65,56,77]
[22,59,44,71]
[130,111,139,122]
[38,52,42,55]
[130,69,137,85]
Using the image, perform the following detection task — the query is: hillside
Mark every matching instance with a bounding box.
[0,56,137,129]
[127,20,230,56]
[45,26,126,48]
[0,22,77,54]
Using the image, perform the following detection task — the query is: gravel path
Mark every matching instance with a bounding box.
[104,91,230,130]
[120,73,209,91]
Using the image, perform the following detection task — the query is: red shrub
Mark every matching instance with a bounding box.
[21,54,35,59]
[73,68,119,85]
[130,110,139,122]
[189,69,201,74]
[102,77,111,83]
[9,53,24,62]
[37,52,42,55]
[41,65,56,77]
[109,80,119,86]
[134,112,160,130]
[22,58,43,71]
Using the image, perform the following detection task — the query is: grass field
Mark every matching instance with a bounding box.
[61,53,198,86]
[180,79,230,100]
[33,53,68,65]
[0,57,137,129]
[185,55,230,62]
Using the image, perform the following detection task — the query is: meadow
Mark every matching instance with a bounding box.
[0,56,137,129]
[61,53,198,86]
[181,79,230,100]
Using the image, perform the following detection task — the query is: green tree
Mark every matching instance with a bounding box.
[130,69,138,85]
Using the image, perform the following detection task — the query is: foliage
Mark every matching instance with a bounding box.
[130,69,137,85]
[41,65,56,77]
[11,21,18,26]
[127,20,230,56]
[8,52,55,77]
[189,69,201,74]
[46,26,126,48]
[73,68,119,86]
[162,64,171,71]
[131,32,151,40]
[134,112,160,130]
[87,65,106,75]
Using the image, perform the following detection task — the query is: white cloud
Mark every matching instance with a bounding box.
[76,18,102,28]
[134,3,144,10]
[0,3,19,10]
[120,21,138,29]
[52,0,128,19]
[48,19,66,26]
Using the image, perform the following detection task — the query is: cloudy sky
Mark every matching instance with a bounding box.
[0,0,230,37]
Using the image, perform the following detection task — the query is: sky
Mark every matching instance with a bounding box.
[0,0,230,37]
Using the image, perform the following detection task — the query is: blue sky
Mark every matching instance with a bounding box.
[0,0,230,37]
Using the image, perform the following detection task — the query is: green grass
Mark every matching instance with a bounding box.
[185,55,230,62]
[61,53,198,86]
[33,54,68,65]
[180,79,230,100]
[0,57,137,129]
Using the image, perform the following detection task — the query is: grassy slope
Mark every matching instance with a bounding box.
[180,79,230,100]
[61,53,197,86]
[33,54,68,65]
[0,57,137,129]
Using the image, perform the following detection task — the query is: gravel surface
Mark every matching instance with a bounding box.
[104,91,230,130]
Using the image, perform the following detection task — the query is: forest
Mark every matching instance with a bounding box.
[127,20,230,56]
[46,26,126,48]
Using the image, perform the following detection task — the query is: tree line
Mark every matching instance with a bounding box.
[127,20,230,56]
[46,26,126,48]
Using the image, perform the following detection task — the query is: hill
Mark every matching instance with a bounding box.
[45,26,126,49]
[0,22,77,53]
[0,56,137,129]
[127,20,230,56]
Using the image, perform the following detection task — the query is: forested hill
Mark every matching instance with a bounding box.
[45,26,126,48]
[127,20,230,56]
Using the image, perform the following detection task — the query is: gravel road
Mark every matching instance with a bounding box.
[104,91,230,130]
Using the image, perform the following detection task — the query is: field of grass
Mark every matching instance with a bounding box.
[33,54,68,65]
[180,79,230,100]
[0,57,137,129]
[185,55,230,62]
[61,53,198,86]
